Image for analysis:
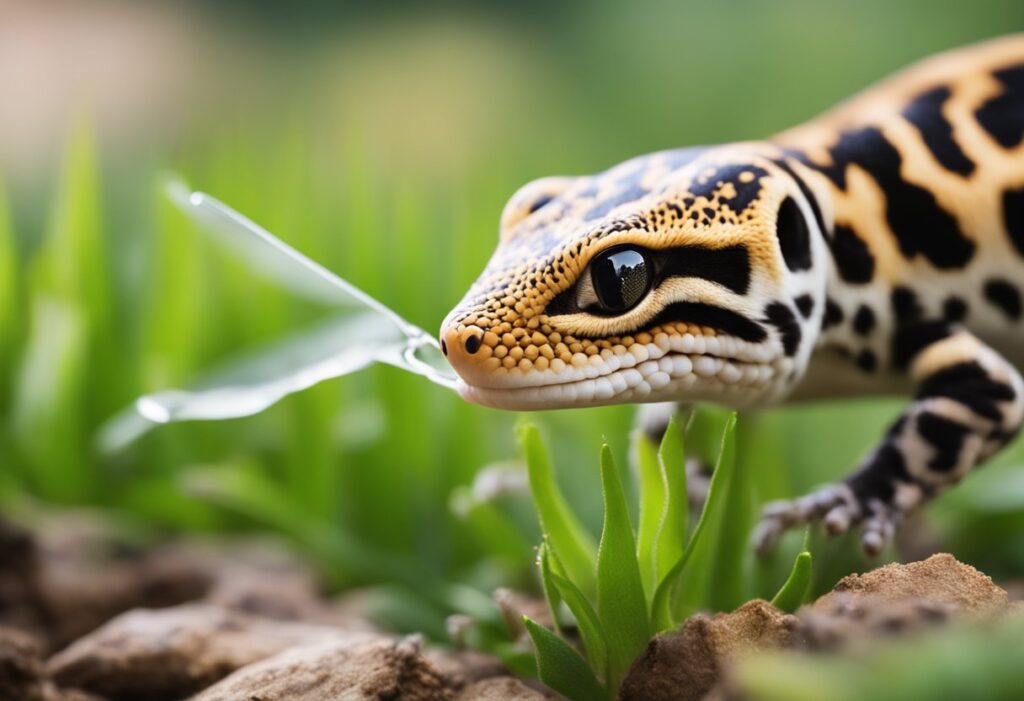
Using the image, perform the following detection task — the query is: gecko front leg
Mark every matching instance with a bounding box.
[756,326,1024,555]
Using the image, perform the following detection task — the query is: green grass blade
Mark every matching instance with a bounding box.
[656,412,688,584]
[650,413,740,629]
[701,412,752,611]
[538,541,565,635]
[10,298,90,501]
[596,443,651,692]
[771,550,813,613]
[141,175,213,390]
[634,432,664,600]
[671,412,752,615]
[519,422,597,597]
[524,616,608,701]
[545,552,608,678]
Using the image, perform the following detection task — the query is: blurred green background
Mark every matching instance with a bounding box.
[2,0,1024,633]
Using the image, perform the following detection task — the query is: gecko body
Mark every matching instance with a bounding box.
[440,36,1024,553]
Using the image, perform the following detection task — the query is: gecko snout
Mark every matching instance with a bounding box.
[439,322,488,386]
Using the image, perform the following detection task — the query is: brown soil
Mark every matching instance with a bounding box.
[619,599,799,701]
[619,553,1020,700]
[0,516,516,701]
[1,514,1020,701]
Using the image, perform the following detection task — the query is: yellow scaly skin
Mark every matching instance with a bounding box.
[440,36,1024,554]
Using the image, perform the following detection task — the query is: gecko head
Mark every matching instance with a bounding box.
[440,145,828,410]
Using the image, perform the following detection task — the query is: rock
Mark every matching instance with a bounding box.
[425,647,507,690]
[455,677,553,700]
[47,603,378,700]
[41,686,107,701]
[190,637,450,701]
[20,515,212,650]
[0,622,107,701]
[0,625,46,701]
[798,553,1010,648]
[619,599,798,701]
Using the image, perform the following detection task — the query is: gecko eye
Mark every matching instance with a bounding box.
[587,246,652,314]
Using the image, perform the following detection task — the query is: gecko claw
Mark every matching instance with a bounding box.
[754,482,869,556]
[859,499,901,556]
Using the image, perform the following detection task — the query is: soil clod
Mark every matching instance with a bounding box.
[619,599,798,701]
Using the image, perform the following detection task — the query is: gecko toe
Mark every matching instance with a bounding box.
[824,503,854,534]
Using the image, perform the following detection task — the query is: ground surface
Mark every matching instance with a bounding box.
[0,514,1019,701]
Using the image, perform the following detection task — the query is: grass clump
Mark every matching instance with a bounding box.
[519,413,814,699]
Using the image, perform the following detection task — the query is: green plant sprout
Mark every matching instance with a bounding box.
[519,414,813,700]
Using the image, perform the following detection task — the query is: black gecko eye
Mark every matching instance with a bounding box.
[588,246,652,314]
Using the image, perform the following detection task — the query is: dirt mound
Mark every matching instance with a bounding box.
[619,599,798,701]
[620,553,1018,700]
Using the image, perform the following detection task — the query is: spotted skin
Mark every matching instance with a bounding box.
[440,36,1024,555]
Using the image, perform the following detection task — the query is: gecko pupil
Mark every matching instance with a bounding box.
[590,247,651,313]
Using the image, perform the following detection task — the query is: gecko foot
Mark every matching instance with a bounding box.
[753,483,901,557]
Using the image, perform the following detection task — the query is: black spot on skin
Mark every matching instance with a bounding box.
[646,302,767,343]
[902,86,976,176]
[802,127,975,269]
[763,302,802,356]
[773,157,828,241]
[1004,187,1024,257]
[892,320,950,370]
[659,245,753,294]
[830,224,875,284]
[794,294,815,319]
[916,361,1016,422]
[848,443,910,504]
[776,197,812,271]
[822,298,844,330]
[975,63,1024,149]
[983,278,1022,320]
[689,165,768,214]
[528,195,554,214]
[891,286,923,324]
[853,305,876,336]
[584,184,650,221]
[856,349,878,372]
[916,411,972,472]
[943,296,968,323]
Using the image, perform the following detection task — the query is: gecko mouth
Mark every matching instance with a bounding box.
[455,336,786,410]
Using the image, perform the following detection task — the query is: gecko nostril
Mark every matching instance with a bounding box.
[440,338,448,356]
[465,334,482,354]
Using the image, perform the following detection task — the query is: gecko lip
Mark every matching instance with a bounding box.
[446,330,779,390]
[452,341,784,411]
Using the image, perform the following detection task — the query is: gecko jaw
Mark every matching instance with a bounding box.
[452,338,790,410]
